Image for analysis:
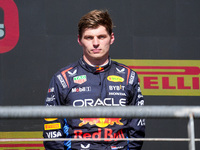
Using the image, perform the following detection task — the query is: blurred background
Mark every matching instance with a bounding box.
[0,0,200,149]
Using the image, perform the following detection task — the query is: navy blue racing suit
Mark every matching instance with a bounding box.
[43,57,145,150]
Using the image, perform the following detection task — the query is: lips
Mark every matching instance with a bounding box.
[92,49,101,53]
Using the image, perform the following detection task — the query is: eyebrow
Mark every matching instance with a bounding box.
[83,34,108,37]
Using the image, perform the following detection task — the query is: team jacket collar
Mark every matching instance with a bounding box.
[79,57,112,73]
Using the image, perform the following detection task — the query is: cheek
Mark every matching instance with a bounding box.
[81,42,90,49]
[103,41,111,49]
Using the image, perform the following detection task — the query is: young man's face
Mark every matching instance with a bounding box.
[78,25,114,65]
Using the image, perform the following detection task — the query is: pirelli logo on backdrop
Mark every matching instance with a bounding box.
[114,59,200,96]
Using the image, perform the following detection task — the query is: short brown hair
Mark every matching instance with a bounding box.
[78,9,113,38]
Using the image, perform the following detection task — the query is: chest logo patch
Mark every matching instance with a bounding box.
[73,75,87,84]
[107,75,124,82]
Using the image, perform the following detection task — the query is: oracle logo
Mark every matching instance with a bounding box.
[0,0,19,54]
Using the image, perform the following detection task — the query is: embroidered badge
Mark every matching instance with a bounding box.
[73,75,87,84]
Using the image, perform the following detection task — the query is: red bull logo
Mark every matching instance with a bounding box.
[79,118,123,128]
[74,128,125,141]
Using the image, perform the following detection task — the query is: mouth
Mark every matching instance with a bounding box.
[92,49,101,53]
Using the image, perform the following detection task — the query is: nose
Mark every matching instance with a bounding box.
[93,37,99,48]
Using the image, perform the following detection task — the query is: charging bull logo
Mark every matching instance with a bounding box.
[79,118,123,128]
[75,118,125,141]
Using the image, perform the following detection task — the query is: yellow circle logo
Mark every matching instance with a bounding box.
[107,75,124,82]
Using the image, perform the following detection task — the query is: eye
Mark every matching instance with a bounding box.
[98,35,106,39]
[84,36,93,40]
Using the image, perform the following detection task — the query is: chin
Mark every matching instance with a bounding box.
[94,55,107,60]
[92,53,108,58]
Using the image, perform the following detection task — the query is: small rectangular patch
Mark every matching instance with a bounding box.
[44,123,61,130]
[73,75,87,84]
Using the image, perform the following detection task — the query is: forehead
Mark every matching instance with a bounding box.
[82,25,109,36]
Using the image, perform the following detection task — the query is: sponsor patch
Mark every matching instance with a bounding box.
[107,75,124,82]
[48,87,54,93]
[129,71,135,85]
[46,95,55,102]
[137,119,145,126]
[44,123,61,130]
[111,146,124,150]
[138,94,144,99]
[73,75,87,84]
[109,85,125,91]
[138,86,141,92]
[138,100,144,106]
[71,86,91,93]
[46,131,62,138]
[68,69,77,77]
[109,92,126,96]
[116,68,125,74]
[57,74,67,88]
[81,144,90,149]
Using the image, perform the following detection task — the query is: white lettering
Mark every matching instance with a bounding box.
[138,100,144,106]
[46,104,56,107]
[138,87,141,92]
[138,94,143,99]
[129,71,135,85]
[73,99,84,107]
[112,98,119,106]
[46,95,55,102]
[48,87,54,93]
[109,85,125,91]
[46,131,62,138]
[72,88,76,93]
[71,86,91,93]
[85,99,94,107]
[119,99,126,106]
[73,98,127,107]
[104,98,112,106]
[137,119,145,126]
[94,98,105,106]
[57,74,67,88]
[109,92,126,96]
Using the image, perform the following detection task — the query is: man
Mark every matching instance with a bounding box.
[43,9,145,150]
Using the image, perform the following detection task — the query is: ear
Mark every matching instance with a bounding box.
[77,35,82,46]
[110,32,115,45]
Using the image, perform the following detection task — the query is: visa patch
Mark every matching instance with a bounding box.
[73,75,87,84]
[44,123,61,130]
